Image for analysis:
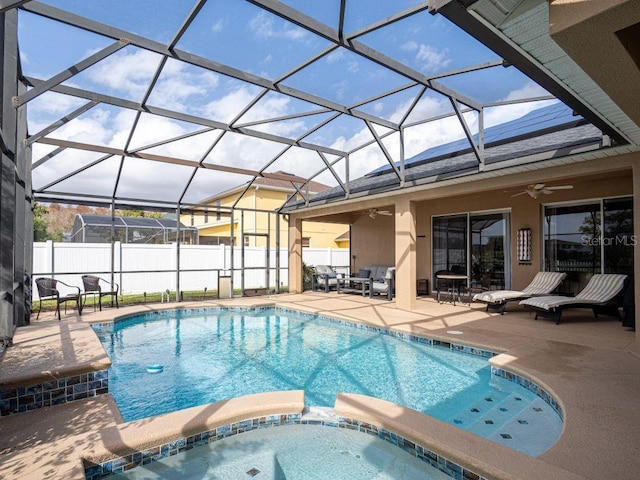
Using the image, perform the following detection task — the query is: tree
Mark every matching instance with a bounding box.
[33,203,49,241]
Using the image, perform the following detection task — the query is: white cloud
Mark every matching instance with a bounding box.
[400,41,451,73]
[326,49,346,64]
[211,19,224,33]
[415,44,451,73]
[85,49,161,100]
[249,11,307,41]
[484,81,556,128]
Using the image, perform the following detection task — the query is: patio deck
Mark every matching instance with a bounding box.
[1,292,638,479]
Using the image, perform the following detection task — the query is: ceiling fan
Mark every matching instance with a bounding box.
[357,208,393,219]
[511,183,573,199]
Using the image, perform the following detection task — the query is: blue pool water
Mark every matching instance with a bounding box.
[111,423,454,480]
[94,307,562,456]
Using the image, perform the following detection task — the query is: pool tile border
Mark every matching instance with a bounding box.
[83,413,488,480]
[0,370,109,417]
[94,306,563,420]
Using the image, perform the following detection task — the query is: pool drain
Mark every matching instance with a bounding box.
[246,467,261,477]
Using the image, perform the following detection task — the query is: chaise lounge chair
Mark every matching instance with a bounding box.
[473,271,567,314]
[519,273,628,324]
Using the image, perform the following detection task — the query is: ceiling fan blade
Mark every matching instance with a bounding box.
[511,191,528,197]
[546,185,573,190]
[532,183,546,190]
[378,211,393,215]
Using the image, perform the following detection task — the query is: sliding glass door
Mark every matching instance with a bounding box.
[470,213,508,290]
[433,212,510,290]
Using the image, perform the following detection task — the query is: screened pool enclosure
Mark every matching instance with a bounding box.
[70,214,199,244]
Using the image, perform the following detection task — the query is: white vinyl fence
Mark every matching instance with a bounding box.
[32,241,349,299]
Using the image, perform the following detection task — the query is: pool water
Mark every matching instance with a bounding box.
[95,308,562,456]
[110,424,453,480]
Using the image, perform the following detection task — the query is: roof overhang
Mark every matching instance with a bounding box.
[429,0,640,146]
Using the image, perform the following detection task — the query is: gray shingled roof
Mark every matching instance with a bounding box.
[284,123,603,209]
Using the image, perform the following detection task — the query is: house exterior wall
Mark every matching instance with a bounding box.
[350,214,395,271]
[294,154,637,317]
[182,186,348,248]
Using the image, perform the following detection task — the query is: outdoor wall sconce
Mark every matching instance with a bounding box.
[517,227,532,263]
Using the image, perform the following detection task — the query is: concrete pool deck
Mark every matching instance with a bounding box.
[1,292,639,479]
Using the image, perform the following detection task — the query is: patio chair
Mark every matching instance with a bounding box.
[369,267,395,301]
[82,275,119,311]
[434,269,453,303]
[473,271,567,314]
[312,265,339,293]
[34,277,82,321]
[519,273,627,324]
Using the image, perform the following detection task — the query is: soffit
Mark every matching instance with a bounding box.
[466,0,640,145]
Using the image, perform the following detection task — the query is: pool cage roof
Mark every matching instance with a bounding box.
[10,0,638,214]
[70,214,199,244]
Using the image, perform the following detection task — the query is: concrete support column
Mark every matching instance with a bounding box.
[633,164,640,346]
[288,215,303,294]
[395,198,416,311]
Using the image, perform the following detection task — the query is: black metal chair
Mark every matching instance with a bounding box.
[434,270,453,303]
[82,275,119,311]
[35,277,82,321]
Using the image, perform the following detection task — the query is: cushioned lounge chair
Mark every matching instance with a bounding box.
[312,265,339,293]
[366,266,395,301]
[473,271,567,314]
[519,273,628,324]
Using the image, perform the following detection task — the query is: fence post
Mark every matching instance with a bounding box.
[115,241,122,294]
[46,240,54,277]
[172,242,178,300]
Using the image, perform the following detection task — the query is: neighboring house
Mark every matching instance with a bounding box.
[185,172,348,248]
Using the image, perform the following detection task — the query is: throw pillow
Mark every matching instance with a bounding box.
[357,269,371,279]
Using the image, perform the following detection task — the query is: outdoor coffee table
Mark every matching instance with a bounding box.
[337,276,372,297]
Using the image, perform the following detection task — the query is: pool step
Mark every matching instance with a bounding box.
[449,393,562,455]
[449,392,533,436]
[483,397,563,455]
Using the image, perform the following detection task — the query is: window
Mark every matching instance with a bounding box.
[543,197,633,292]
[204,206,208,223]
[190,213,194,226]
[244,235,250,247]
[216,200,221,221]
[302,237,310,247]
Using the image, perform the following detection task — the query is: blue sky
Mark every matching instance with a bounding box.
[19,0,554,204]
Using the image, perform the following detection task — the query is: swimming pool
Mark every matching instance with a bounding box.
[94,307,562,456]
